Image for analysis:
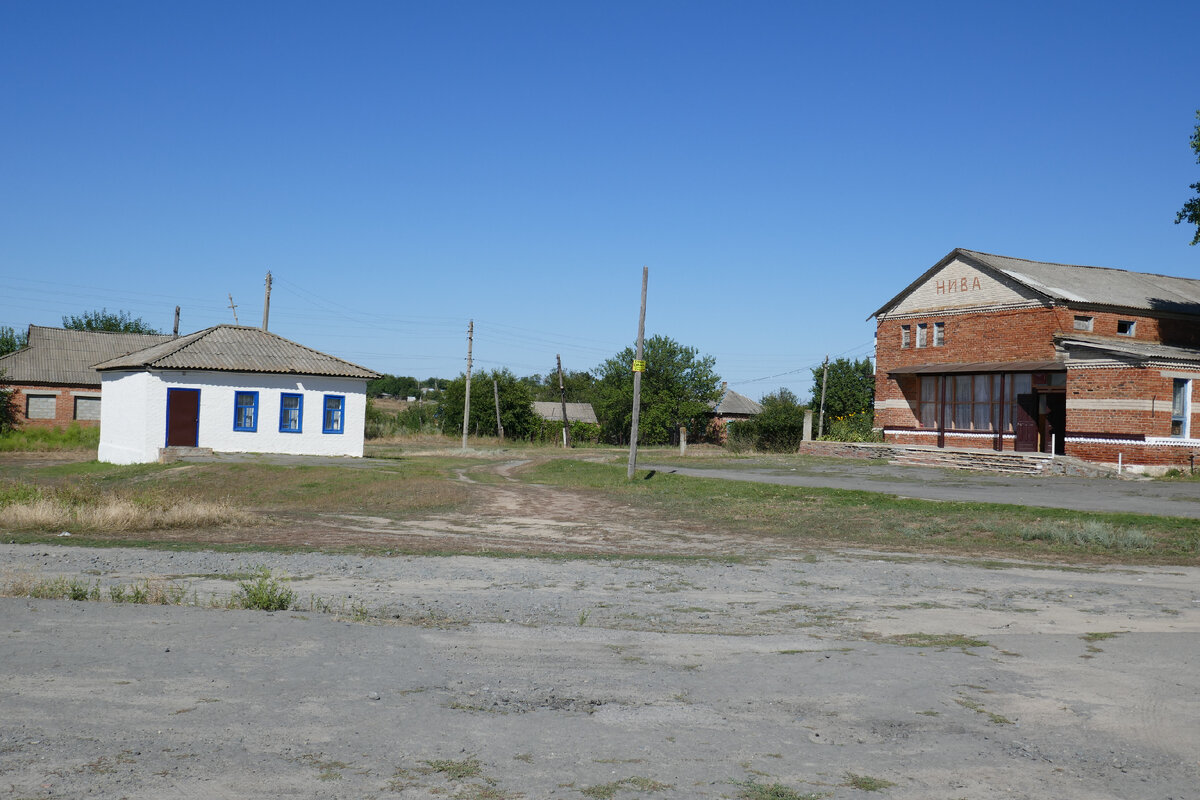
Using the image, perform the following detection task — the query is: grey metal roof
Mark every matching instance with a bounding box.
[872,248,1200,318]
[0,325,172,386]
[531,401,599,424]
[712,389,763,416]
[93,325,379,379]
[1057,335,1200,366]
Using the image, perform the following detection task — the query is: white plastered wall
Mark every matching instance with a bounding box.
[98,370,368,464]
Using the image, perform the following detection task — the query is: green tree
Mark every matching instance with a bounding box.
[437,368,538,440]
[593,335,721,445]
[1176,110,1200,246]
[62,309,160,334]
[0,325,28,357]
[810,357,875,422]
[521,367,597,404]
[367,374,420,398]
[0,369,18,433]
[735,387,808,452]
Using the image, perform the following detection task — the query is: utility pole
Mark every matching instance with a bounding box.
[461,320,473,450]
[557,353,572,448]
[172,306,180,338]
[627,266,649,479]
[228,294,240,325]
[818,355,830,438]
[261,271,272,331]
[492,379,504,441]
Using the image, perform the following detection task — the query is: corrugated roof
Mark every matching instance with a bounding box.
[93,325,379,379]
[531,401,599,424]
[963,250,1200,313]
[1056,335,1200,366]
[0,325,172,386]
[712,389,762,416]
[872,248,1200,319]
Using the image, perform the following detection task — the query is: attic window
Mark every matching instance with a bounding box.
[1117,320,1136,336]
[1073,315,1093,332]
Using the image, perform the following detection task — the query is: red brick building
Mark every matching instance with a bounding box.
[0,325,171,428]
[871,249,1200,473]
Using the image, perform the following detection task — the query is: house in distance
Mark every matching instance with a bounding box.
[871,248,1200,473]
[95,325,378,464]
[0,325,172,428]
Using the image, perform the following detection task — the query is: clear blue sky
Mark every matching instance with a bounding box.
[2,1,1197,400]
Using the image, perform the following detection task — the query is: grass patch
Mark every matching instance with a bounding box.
[421,757,483,780]
[842,772,896,791]
[954,694,1013,725]
[737,781,827,800]
[0,423,99,452]
[869,632,990,650]
[519,459,1200,563]
[581,776,673,798]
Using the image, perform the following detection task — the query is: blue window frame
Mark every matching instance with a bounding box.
[279,393,303,433]
[322,395,345,434]
[234,391,258,432]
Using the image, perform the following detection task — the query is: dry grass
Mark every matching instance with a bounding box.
[0,496,258,532]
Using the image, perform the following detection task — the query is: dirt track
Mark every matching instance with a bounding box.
[2,456,1200,798]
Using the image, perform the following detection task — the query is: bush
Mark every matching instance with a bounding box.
[234,567,295,611]
[819,411,882,443]
[531,417,602,446]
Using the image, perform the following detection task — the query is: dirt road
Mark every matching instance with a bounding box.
[2,454,1199,798]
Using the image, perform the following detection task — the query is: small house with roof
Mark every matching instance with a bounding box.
[871,248,1200,471]
[0,325,172,427]
[708,383,763,442]
[95,325,379,464]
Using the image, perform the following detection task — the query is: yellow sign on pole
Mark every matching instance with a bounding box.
[632,359,646,372]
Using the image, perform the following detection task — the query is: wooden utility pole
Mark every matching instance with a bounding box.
[228,294,240,325]
[461,320,473,450]
[818,355,830,438]
[261,271,272,331]
[626,266,649,479]
[492,379,504,441]
[557,353,571,448]
[172,306,180,338]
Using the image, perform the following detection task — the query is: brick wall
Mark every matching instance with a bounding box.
[10,385,101,428]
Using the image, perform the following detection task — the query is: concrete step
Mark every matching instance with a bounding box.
[889,448,1053,475]
[159,446,215,463]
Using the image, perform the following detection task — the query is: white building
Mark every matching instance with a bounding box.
[95,325,379,464]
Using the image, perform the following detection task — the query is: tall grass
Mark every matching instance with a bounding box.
[0,423,100,452]
[0,480,257,532]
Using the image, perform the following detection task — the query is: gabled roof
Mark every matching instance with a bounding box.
[93,325,379,379]
[531,401,599,425]
[0,325,172,386]
[712,388,762,416]
[871,248,1200,319]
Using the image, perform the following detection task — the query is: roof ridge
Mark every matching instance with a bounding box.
[962,249,1200,283]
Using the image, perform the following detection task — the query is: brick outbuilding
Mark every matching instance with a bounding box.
[871,249,1200,473]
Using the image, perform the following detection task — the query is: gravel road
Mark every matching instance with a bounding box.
[3,542,1199,799]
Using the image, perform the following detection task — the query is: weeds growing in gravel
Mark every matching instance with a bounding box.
[737,781,827,800]
[842,772,896,791]
[232,567,296,611]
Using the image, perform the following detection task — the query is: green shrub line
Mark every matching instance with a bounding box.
[0,423,100,452]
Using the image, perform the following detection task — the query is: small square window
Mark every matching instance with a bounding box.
[933,322,945,347]
[900,325,911,348]
[234,391,258,432]
[1073,315,1093,332]
[1117,320,1136,336]
[916,323,927,348]
[280,393,303,433]
[323,395,345,434]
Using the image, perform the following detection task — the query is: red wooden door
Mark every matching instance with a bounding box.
[166,388,200,447]
[1014,393,1038,452]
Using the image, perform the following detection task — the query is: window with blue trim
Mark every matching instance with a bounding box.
[322,395,345,434]
[280,393,303,433]
[234,391,258,431]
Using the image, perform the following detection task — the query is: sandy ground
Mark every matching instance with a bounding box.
[2,455,1200,799]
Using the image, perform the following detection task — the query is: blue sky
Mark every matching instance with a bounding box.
[2,1,1198,400]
